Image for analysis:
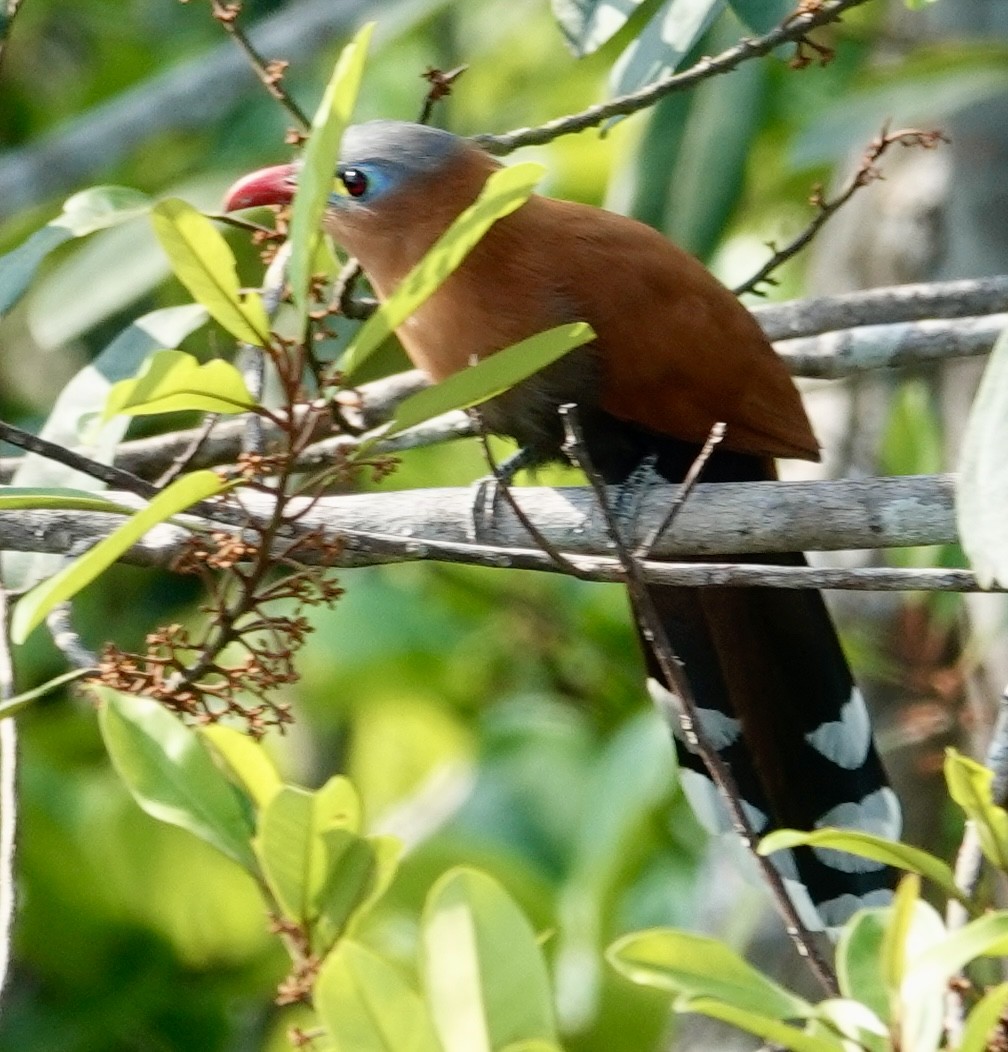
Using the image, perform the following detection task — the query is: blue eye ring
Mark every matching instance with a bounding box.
[340,167,369,198]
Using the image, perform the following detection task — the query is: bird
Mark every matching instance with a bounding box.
[224,119,902,930]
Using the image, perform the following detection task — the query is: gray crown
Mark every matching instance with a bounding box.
[339,120,465,175]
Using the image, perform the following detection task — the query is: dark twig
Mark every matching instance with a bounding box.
[156,414,222,488]
[734,127,950,296]
[0,419,162,502]
[472,418,590,580]
[558,403,839,995]
[208,0,310,129]
[417,65,467,125]
[471,0,874,155]
[637,422,726,556]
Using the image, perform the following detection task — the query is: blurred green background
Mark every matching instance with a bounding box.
[2,0,1007,1048]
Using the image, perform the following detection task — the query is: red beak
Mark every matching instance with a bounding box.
[222,163,298,211]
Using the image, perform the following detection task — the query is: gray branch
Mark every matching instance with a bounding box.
[0,474,983,592]
[752,274,1008,341]
[4,278,1003,482]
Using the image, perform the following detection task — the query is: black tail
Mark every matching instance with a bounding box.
[588,420,901,929]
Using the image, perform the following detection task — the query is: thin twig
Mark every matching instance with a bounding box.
[637,422,726,556]
[156,414,222,488]
[0,419,162,502]
[471,0,874,155]
[557,404,839,994]
[417,65,467,125]
[209,0,310,129]
[734,127,949,296]
[472,420,590,580]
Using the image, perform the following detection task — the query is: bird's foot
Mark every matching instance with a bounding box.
[613,453,662,544]
[467,446,538,542]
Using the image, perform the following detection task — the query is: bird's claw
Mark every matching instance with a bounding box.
[468,474,503,542]
[613,453,661,543]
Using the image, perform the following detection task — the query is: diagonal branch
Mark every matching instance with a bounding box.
[471,0,875,154]
[558,403,838,993]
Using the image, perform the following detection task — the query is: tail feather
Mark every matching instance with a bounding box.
[598,427,902,930]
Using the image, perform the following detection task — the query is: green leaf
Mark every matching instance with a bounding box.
[288,22,374,329]
[959,982,1008,1052]
[421,867,557,1052]
[312,831,400,951]
[383,323,595,438]
[673,997,844,1052]
[812,999,888,1052]
[151,198,270,347]
[836,910,889,1023]
[0,186,151,317]
[881,874,919,995]
[200,725,282,809]
[104,349,255,419]
[656,11,765,258]
[758,829,961,901]
[10,469,226,643]
[342,162,546,377]
[0,667,95,722]
[908,912,1008,989]
[893,902,952,1052]
[551,0,651,55]
[500,1043,564,1052]
[317,833,400,944]
[606,929,812,1019]
[97,688,256,871]
[726,0,793,32]
[0,488,134,513]
[945,748,1008,871]
[253,777,387,950]
[959,324,1008,586]
[611,0,727,98]
[315,940,442,1052]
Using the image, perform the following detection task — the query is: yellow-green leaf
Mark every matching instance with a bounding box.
[288,22,374,328]
[0,186,151,317]
[422,867,557,1052]
[151,198,270,347]
[959,982,1008,1052]
[674,997,844,1052]
[0,488,135,513]
[881,874,919,995]
[11,469,226,643]
[104,349,255,419]
[944,748,1008,871]
[758,829,960,901]
[342,162,546,377]
[383,322,596,438]
[200,725,282,810]
[606,928,813,1020]
[315,940,442,1052]
[97,688,257,871]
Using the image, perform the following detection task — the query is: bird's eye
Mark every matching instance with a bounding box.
[340,168,369,198]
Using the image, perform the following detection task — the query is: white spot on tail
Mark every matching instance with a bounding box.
[679,769,767,836]
[812,787,903,872]
[646,678,741,751]
[817,888,894,929]
[805,687,871,769]
[782,877,825,932]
